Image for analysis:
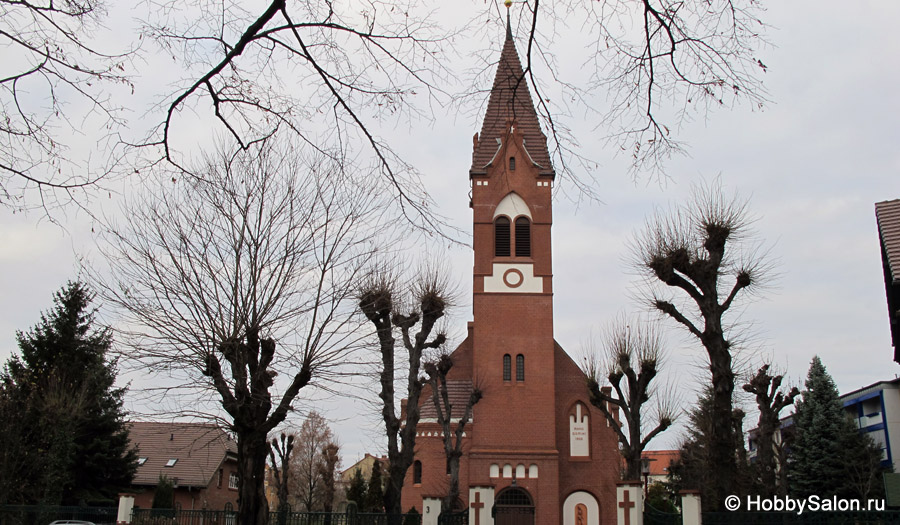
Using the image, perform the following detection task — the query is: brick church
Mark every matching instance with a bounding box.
[400,20,620,525]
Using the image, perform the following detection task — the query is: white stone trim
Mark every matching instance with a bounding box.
[484,263,542,294]
[493,192,532,220]
[563,491,600,525]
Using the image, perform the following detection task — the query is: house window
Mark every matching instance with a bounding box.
[165,459,177,467]
[138,457,148,466]
[514,217,531,257]
[218,469,223,488]
[516,354,525,382]
[413,461,422,484]
[495,217,511,257]
[503,354,511,381]
[229,472,239,490]
[509,156,516,171]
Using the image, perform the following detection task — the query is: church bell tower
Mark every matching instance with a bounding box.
[399,11,621,525]
[467,11,561,515]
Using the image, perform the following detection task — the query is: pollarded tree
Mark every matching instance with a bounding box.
[317,442,341,514]
[0,281,137,505]
[583,315,675,480]
[423,353,483,512]
[268,432,294,514]
[742,364,799,497]
[359,270,449,518]
[97,137,386,525]
[632,183,767,510]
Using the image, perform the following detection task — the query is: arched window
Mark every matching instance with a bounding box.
[413,460,422,484]
[516,354,525,382]
[515,217,531,257]
[495,217,511,257]
[503,354,512,381]
[509,156,516,171]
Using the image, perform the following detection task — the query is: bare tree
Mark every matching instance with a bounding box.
[291,411,336,511]
[423,354,482,512]
[1,0,133,212]
[96,137,384,525]
[268,433,295,517]
[583,316,675,480]
[139,0,452,232]
[499,0,769,180]
[631,182,767,510]
[743,364,799,497]
[317,442,341,515]
[358,270,449,518]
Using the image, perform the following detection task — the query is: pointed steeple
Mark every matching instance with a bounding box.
[470,25,554,178]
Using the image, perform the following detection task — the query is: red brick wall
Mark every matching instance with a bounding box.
[130,460,239,512]
[554,344,620,525]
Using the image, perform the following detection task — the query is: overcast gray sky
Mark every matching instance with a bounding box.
[2,1,899,463]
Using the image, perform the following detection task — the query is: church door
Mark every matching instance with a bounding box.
[493,487,535,525]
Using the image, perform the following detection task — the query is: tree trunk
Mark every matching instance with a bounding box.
[237,431,270,525]
[707,343,737,512]
[444,452,461,512]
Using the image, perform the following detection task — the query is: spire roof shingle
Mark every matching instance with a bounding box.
[470,31,554,178]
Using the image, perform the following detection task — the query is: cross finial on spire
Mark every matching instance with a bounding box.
[505,0,513,41]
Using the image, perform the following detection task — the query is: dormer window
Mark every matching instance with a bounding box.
[495,217,511,257]
[515,217,531,257]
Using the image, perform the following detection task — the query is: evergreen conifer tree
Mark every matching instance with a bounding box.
[345,468,367,510]
[0,281,137,505]
[365,459,385,512]
[789,356,886,499]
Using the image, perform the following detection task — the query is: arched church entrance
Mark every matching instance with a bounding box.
[493,487,535,525]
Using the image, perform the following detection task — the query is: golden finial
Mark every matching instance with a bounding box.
[504,0,512,7]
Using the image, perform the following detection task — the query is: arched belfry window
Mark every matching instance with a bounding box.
[516,354,525,382]
[515,217,531,257]
[503,354,512,381]
[413,460,422,484]
[495,217,511,257]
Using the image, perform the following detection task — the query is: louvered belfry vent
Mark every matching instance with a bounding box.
[495,217,511,256]
[515,217,531,257]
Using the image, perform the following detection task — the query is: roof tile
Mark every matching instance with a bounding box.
[129,422,237,488]
[471,34,553,177]
[876,199,900,284]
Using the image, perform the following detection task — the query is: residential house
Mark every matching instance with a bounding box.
[128,422,239,511]
[641,450,680,486]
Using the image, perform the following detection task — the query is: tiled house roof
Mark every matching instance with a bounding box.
[876,199,900,361]
[641,450,680,477]
[470,29,554,178]
[129,422,237,488]
[877,199,900,285]
[419,380,476,420]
